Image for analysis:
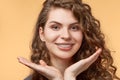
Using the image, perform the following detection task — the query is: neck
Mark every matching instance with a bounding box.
[50,57,73,74]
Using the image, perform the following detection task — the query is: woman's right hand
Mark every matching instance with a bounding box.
[17,57,63,80]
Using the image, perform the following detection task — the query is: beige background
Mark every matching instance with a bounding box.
[0,0,120,80]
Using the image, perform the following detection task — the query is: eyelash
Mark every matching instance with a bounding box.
[51,25,60,31]
[50,24,80,31]
[70,25,80,31]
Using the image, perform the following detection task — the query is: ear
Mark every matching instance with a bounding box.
[39,27,45,42]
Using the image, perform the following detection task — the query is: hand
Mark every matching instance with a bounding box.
[17,57,63,80]
[64,48,102,80]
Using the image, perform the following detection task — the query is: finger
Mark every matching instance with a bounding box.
[84,48,102,67]
[17,57,61,80]
[17,57,32,66]
[17,57,44,71]
[87,48,102,62]
[68,48,102,69]
[39,60,47,66]
[65,48,102,77]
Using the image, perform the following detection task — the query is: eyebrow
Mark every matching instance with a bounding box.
[49,21,80,25]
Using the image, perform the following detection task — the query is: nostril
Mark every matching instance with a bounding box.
[60,28,71,40]
[61,34,71,41]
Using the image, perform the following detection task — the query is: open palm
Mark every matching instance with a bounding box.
[17,57,63,80]
[18,48,102,80]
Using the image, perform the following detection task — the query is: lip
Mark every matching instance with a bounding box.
[55,43,74,51]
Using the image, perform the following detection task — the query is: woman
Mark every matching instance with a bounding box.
[18,0,120,80]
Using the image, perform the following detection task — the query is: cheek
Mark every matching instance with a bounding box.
[44,30,58,42]
[73,33,83,52]
[72,32,83,43]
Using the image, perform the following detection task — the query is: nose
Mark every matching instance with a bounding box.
[60,28,71,41]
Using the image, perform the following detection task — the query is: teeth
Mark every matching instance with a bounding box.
[57,44,72,48]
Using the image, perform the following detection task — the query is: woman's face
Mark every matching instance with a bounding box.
[39,7,83,60]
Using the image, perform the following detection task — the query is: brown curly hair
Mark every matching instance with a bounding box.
[30,0,120,80]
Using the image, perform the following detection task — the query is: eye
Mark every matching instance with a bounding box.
[70,25,80,31]
[51,25,60,31]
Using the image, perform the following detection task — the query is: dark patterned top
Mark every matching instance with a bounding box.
[24,75,32,80]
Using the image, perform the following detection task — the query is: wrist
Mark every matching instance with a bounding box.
[64,70,76,80]
[53,75,63,80]
[53,77,63,80]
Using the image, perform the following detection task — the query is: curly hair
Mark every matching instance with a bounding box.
[30,0,120,80]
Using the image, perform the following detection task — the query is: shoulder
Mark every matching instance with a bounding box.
[24,75,32,80]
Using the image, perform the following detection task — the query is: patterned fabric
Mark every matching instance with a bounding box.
[24,75,32,80]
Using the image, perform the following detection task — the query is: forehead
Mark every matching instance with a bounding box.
[46,7,78,23]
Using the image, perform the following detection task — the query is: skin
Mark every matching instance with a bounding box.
[18,8,102,80]
[18,48,101,80]
[39,8,83,74]
[40,8,83,60]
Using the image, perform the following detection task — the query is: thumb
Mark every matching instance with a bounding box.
[39,60,47,66]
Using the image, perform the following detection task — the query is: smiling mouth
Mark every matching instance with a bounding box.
[55,43,74,51]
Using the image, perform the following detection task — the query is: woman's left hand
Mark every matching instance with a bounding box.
[64,48,102,80]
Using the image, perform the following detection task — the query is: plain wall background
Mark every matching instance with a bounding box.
[0,0,120,80]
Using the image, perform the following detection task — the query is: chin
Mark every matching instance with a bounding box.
[56,54,74,60]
